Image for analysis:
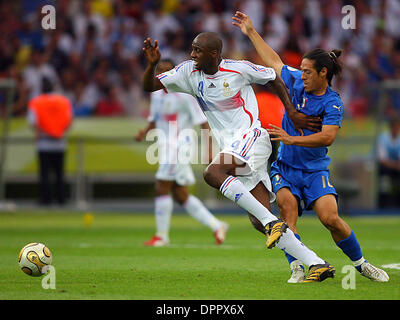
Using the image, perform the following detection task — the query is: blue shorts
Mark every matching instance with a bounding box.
[270,160,338,216]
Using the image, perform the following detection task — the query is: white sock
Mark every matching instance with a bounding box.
[352,257,366,268]
[183,195,221,231]
[154,195,173,241]
[220,176,277,226]
[276,228,325,267]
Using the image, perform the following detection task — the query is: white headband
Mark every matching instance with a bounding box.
[328,51,337,59]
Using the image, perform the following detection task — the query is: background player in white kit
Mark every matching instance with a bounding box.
[136,59,228,247]
[142,32,334,282]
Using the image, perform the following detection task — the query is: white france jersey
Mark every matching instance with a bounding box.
[148,89,207,163]
[157,59,276,149]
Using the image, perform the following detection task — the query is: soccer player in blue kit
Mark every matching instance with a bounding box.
[233,11,389,283]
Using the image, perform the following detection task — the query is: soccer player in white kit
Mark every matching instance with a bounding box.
[142,32,334,281]
[136,59,228,246]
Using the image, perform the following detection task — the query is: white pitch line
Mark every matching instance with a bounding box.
[163,243,263,250]
[76,243,264,250]
[381,263,400,270]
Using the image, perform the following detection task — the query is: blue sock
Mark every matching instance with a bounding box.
[336,231,365,272]
[284,233,304,270]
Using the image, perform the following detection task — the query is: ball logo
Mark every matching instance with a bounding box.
[27,251,47,270]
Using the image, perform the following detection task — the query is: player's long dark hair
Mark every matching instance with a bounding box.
[303,48,342,86]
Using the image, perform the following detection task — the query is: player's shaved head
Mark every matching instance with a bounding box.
[194,32,223,54]
[191,32,223,74]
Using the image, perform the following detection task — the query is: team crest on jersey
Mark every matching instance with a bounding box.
[297,96,307,110]
[165,68,176,76]
[222,79,232,97]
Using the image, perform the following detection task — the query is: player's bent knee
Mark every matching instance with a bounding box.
[321,215,341,231]
[277,202,297,220]
[155,186,169,196]
[171,188,188,205]
[203,166,214,186]
[203,164,224,189]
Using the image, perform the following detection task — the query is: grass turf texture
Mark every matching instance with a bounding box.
[0,211,399,300]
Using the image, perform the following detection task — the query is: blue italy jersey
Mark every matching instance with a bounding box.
[277,65,344,171]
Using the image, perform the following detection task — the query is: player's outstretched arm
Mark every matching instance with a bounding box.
[269,75,322,134]
[142,38,164,92]
[232,11,284,75]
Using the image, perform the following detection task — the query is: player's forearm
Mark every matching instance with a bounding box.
[288,132,335,148]
[247,28,283,73]
[144,122,156,134]
[143,64,161,92]
[136,122,155,141]
[379,159,400,171]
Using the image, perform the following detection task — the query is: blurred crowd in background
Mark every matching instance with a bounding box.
[0,0,400,120]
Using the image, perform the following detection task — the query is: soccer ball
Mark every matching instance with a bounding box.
[18,243,52,277]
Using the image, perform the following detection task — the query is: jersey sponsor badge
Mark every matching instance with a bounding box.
[332,105,342,112]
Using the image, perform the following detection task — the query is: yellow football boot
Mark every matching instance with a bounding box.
[265,219,288,249]
[303,262,335,282]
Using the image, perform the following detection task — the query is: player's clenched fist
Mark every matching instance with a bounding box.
[142,38,161,66]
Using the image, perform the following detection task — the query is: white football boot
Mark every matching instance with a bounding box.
[360,262,389,282]
[287,260,306,283]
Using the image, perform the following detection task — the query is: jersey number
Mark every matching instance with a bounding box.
[322,176,334,188]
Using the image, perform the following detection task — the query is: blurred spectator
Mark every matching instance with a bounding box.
[59,67,76,102]
[261,2,288,52]
[44,29,70,73]
[144,1,180,49]
[281,35,303,69]
[366,30,395,83]
[75,67,107,114]
[0,0,397,122]
[27,77,73,206]
[17,15,44,50]
[117,68,144,117]
[163,31,189,63]
[23,48,59,99]
[71,81,93,117]
[95,85,124,116]
[0,2,21,40]
[194,1,220,33]
[377,118,400,208]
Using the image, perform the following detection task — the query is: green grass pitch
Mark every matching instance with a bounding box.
[0,211,399,300]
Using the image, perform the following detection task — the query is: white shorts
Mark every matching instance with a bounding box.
[155,163,196,186]
[219,127,275,202]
